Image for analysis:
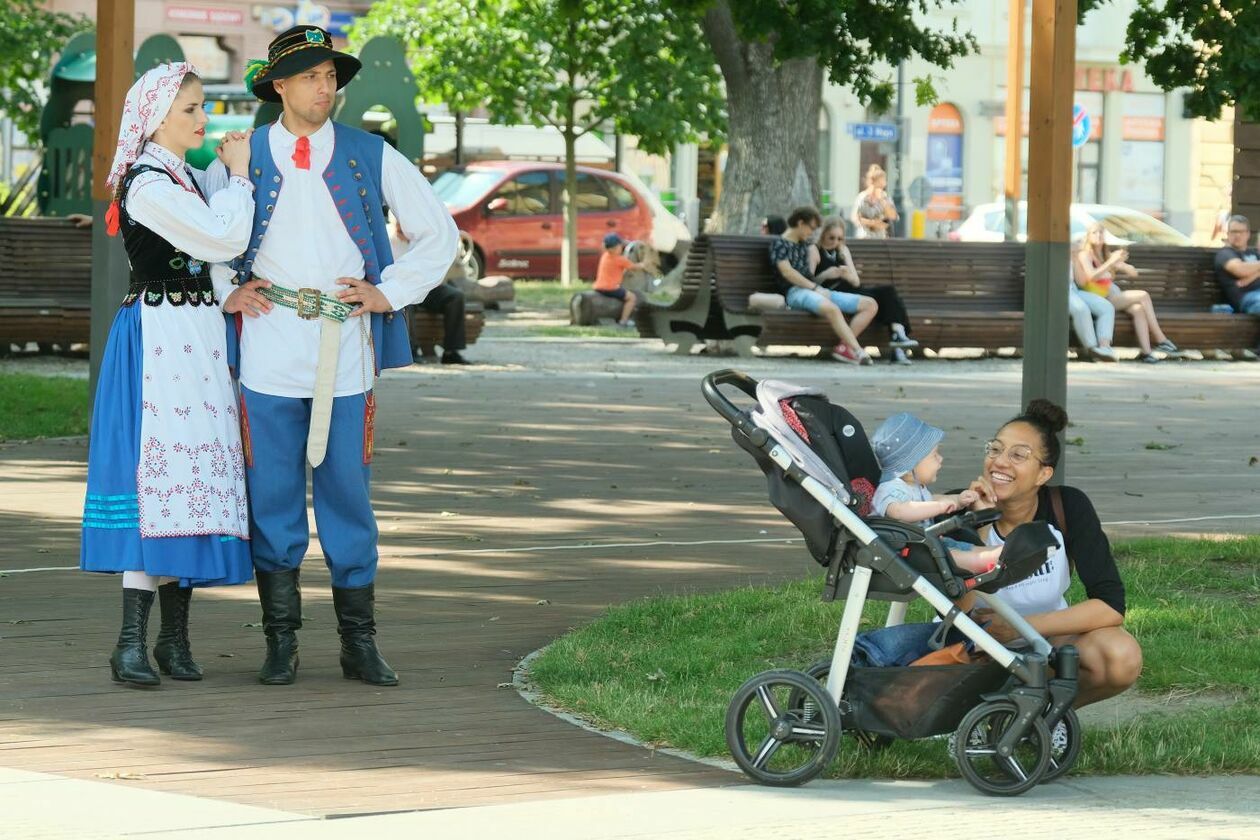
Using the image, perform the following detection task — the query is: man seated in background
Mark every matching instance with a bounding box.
[1214,215,1260,360]
[391,214,470,364]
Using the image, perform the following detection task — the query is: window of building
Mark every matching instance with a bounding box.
[1117,92,1166,216]
[1074,92,1104,204]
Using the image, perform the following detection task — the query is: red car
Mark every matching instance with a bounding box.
[432,161,685,279]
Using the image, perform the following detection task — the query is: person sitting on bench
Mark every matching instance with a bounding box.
[391,215,469,364]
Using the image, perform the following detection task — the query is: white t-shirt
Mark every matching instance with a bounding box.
[984,524,1070,616]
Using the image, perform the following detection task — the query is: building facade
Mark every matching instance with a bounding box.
[44,0,370,84]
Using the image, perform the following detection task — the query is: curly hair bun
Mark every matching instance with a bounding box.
[1024,398,1068,435]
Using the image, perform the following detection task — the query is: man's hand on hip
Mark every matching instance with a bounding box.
[223,278,273,317]
[336,277,392,317]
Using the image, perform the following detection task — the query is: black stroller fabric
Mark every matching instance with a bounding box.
[846,660,1011,739]
[734,396,879,566]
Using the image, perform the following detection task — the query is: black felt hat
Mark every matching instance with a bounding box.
[245,26,361,103]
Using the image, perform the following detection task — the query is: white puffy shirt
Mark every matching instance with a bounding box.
[209,118,458,398]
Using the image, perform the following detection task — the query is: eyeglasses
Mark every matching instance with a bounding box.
[983,439,1047,466]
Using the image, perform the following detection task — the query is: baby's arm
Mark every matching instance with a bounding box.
[885,498,958,522]
[933,489,979,509]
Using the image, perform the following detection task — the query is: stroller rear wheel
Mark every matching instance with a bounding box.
[725,669,841,787]
[953,700,1051,796]
[1041,708,1083,782]
[793,658,893,752]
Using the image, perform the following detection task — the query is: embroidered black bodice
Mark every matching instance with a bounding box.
[119,164,216,308]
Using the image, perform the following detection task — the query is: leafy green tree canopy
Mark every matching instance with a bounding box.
[1121,0,1260,119]
[0,0,90,141]
[353,0,726,154]
[694,0,979,111]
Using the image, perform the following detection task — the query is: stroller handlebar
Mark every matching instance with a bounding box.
[702,370,768,446]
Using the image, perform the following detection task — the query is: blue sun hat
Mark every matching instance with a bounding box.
[871,412,945,483]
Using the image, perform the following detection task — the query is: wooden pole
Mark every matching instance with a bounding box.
[89,0,135,397]
[1004,0,1025,240]
[1022,0,1075,479]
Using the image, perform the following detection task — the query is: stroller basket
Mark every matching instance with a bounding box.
[847,660,1010,740]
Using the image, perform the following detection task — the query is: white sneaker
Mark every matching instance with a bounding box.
[858,351,874,366]
[1239,348,1259,362]
[1089,346,1118,362]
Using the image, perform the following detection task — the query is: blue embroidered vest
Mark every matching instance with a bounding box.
[224,121,412,377]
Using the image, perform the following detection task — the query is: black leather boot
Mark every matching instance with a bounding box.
[332,585,398,686]
[256,569,301,685]
[110,588,161,687]
[153,582,202,680]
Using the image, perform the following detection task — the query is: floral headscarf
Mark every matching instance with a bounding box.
[105,61,198,189]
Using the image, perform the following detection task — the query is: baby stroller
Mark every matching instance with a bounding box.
[701,370,1082,796]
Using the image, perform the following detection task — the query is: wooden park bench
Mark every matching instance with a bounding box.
[700,235,1259,356]
[1107,245,1260,354]
[0,217,92,351]
[710,236,1028,353]
[1,216,487,359]
[409,300,486,359]
[633,235,755,352]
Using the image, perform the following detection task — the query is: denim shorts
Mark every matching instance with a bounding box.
[785,285,861,315]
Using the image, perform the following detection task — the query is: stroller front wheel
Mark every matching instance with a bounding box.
[953,700,1052,796]
[725,669,842,787]
[1041,707,1083,783]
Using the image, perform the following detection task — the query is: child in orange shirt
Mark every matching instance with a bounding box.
[594,233,645,326]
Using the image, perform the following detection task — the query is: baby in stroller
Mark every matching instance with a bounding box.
[702,370,1082,797]
[870,412,1002,575]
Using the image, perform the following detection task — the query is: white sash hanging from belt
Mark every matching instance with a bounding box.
[257,282,365,468]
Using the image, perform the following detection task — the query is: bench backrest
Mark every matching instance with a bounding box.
[705,234,1230,314]
[1117,245,1223,311]
[0,217,93,304]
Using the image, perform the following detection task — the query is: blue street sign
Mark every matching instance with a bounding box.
[848,122,899,142]
[1072,104,1091,149]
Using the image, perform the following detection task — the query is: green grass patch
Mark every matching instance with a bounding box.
[0,374,89,441]
[527,325,634,339]
[529,537,1260,777]
[513,279,580,312]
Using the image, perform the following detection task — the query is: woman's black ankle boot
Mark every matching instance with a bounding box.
[110,588,161,687]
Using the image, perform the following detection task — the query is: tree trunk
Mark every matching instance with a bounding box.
[561,124,579,286]
[454,110,464,166]
[702,2,823,234]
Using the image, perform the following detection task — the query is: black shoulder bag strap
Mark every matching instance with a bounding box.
[1049,485,1073,572]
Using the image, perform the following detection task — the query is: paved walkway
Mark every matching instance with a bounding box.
[2,339,1258,831]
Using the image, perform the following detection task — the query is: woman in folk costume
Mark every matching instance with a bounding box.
[81,63,256,687]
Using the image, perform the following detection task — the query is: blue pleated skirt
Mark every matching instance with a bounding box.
[80,304,253,587]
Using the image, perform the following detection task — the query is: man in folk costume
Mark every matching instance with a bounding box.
[211,27,458,686]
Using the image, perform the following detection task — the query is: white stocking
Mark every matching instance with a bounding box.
[122,571,159,591]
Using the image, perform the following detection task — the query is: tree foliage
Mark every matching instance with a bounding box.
[695,0,979,111]
[0,0,90,141]
[355,0,726,152]
[354,0,725,281]
[1120,0,1260,119]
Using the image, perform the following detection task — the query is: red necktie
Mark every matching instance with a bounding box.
[293,135,310,170]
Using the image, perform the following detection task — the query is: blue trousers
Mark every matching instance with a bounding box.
[241,387,378,588]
